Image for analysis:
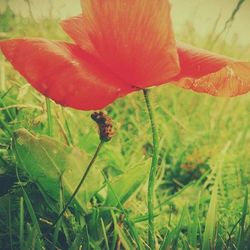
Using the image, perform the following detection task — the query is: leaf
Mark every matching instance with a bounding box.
[12,128,103,211]
[105,160,150,206]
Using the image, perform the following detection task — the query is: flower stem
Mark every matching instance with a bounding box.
[143,89,159,249]
[46,98,53,136]
[50,140,104,229]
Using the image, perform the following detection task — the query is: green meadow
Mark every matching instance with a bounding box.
[0,4,250,250]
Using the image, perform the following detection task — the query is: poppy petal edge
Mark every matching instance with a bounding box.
[0,38,131,110]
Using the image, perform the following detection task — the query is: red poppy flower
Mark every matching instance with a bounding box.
[173,42,250,97]
[0,0,249,110]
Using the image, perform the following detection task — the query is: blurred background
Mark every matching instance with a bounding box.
[0,0,250,47]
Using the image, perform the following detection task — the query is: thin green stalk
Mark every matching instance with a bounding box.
[143,89,159,249]
[0,118,12,136]
[101,218,110,250]
[20,197,24,250]
[61,107,74,145]
[8,196,13,250]
[49,140,104,229]
[15,165,43,248]
[0,54,6,91]
[46,98,53,136]
[101,171,143,250]
[52,177,64,249]
[0,98,14,120]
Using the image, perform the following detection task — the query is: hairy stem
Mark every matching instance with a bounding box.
[143,89,159,249]
[49,141,104,229]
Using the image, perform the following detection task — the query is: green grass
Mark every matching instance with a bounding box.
[0,9,250,250]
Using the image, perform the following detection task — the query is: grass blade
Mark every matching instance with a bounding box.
[237,187,249,249]
[202,180,218,250]
[8,195,13,250]
[160,206,187,250]
[188,194,200,247]
[19,196,24,250]
[101,218,110,250]
[46,97,53,136]
[52,177,64,249]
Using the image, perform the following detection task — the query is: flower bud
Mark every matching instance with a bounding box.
[91,112,114,142]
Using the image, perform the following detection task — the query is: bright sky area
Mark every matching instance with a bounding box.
[0,0,249,47]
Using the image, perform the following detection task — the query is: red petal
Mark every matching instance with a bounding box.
[61,0,180,88]
[0,39,134,110]
[61,15,95,53]
[172,42,250,96]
